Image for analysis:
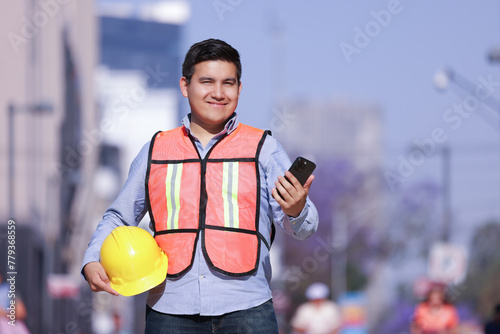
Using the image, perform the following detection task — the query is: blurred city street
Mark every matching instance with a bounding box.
[1,0,500,333]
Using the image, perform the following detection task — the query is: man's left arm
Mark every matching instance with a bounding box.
[261,134,319,240]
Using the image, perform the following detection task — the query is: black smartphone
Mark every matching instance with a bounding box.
[285,156,316,186]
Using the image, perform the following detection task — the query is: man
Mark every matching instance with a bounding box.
[82,38,319,333]
[291,282,342,334]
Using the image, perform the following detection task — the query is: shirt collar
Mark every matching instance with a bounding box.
[182,112,239,137]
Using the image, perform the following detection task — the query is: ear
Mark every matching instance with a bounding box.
[238,81,242,97]
[180,77,189,97]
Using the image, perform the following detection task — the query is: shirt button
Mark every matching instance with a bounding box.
[199,275,205,279]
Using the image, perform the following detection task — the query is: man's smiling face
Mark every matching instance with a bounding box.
[180,60,242,133]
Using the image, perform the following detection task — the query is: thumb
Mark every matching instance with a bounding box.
[303,174,315,191]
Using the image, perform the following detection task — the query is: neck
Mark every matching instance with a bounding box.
[190,122,224,148]
[429,303,443,312]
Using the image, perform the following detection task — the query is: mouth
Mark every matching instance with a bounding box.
[207,101,227,107]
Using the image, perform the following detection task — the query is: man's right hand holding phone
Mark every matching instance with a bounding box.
[272,171,314,218]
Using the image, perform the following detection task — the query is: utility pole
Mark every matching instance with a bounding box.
[487,49,500,221]
[441,146,451,242]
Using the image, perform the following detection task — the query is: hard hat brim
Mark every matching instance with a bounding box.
[111,251,169,297]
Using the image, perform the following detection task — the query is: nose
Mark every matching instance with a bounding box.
[211,83,224,100]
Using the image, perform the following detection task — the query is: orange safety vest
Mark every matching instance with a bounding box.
[146,123,271,277]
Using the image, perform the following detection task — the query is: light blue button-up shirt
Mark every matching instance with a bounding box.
[82,113,319,316]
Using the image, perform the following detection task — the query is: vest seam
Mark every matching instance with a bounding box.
[204,225,258,234]
[151,158,200,164]
[145,130,162,234]
[155,229,199,235]
[252,129,269,274]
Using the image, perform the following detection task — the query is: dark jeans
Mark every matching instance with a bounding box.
[145,299,279,334]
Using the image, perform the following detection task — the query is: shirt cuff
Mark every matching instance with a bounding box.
[81,247,101,280]
[287,205,310,236]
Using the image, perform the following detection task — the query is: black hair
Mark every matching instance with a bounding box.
[182,38,241,84]
[423,284,453,304]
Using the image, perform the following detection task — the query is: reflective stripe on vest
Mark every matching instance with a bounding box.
[165,162,183,230]
[222,161,239,228]
[146,124,269,277]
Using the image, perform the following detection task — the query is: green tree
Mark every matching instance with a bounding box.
[460,221,500,319]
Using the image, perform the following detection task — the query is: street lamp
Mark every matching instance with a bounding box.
[488,47,500,63]
[433,67,500,119]
[432,68,465,242]
[433,68,453,91]
[433,66,500,239]
[8,102,53,219]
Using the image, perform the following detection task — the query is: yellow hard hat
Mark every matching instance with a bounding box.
[100,226,168,296]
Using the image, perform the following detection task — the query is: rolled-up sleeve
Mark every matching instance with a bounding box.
[81,142,150,272]
[260,135,319,240]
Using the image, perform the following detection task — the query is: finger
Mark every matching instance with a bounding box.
[273,187,293,207]
[282,173,306,201]
[92,275,118,296]
[275,178,291,199]
[86,264,119,296]
[96,270,119,296]
[98,267,110,284]
[272,188,294,213]
[97,280,119,296]
[283,171,301,189]
[271,188,284,203]
[280,175,299,196]
[303,174,315,191]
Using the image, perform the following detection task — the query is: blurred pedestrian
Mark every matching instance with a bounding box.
[290,282,342,334]
[410,282,459,334]
[485,303,500,334]
[82,38,319,334]
[0,271,30,334]
[112,311,132,334]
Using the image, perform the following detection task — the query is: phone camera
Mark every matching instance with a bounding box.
[295,158,306,172]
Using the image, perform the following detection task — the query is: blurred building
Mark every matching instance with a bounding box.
[0,1,184,333]
[0,1,98,333]
[273,98,382,171]
[84,15,182,334]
